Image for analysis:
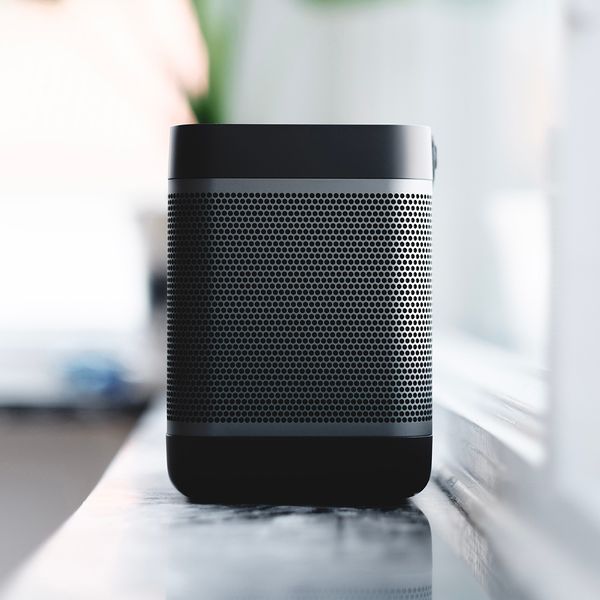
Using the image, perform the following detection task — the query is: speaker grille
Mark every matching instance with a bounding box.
[167,190,432,425]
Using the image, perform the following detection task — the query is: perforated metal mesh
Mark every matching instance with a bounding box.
[167,189,432,424]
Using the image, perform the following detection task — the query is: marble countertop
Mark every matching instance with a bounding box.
[1,401,497,600]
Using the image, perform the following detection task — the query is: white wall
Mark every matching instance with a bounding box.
[224,0,560,363]
[552,0,600,524]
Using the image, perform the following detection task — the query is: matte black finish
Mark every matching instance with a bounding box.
[169,124,434,180]
[167,435,432,506]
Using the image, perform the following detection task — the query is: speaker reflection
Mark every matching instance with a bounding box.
[167,503,431,599]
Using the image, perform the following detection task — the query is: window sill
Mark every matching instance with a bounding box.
[434,331,548,470]
[430,331,600,598]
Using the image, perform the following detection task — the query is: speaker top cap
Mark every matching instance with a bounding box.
[169,124,434,181]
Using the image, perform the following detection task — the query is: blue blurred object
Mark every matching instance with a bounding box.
[63,353,131,404]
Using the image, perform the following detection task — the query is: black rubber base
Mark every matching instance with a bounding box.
[167,435,432,507]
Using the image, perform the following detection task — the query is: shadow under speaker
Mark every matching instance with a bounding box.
[167,124,435,504]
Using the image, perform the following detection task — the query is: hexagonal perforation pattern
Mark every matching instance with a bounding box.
[167,189,432,425]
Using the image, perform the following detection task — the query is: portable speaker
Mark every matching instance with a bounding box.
[167,125,434,504]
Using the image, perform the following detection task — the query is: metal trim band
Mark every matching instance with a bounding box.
[168,178,433,195]
[167,421,432,437]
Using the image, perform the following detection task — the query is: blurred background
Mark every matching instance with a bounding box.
[0,0,598,593]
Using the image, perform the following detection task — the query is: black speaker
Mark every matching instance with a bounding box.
[167,125,434,505]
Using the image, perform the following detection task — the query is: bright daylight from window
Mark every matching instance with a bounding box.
[0,1,599,599]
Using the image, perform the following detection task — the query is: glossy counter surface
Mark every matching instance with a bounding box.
[1,402,493,600]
